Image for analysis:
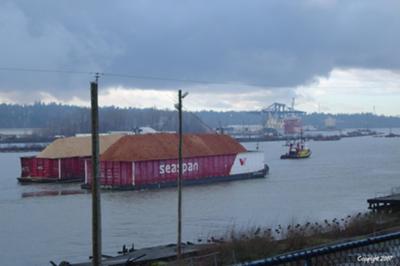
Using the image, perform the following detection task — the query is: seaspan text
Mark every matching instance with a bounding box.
[159,162,199,174]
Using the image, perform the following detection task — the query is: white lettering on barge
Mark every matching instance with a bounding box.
[159,162,199,175]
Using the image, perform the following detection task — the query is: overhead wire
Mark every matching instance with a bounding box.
[101,72,217,85]
[0,67,94,76]
[0,66,398,89]
[0,67,219,85]
[153,90,216,132]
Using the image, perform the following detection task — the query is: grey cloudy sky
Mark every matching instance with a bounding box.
[1,0,400,114]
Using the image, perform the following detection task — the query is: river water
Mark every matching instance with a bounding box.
[0,131,399,265]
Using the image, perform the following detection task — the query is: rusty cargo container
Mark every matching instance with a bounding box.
[83,133,268,190]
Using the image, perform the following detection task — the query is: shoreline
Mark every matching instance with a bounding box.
[57,211,400,265]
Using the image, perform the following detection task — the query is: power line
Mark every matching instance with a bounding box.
[149,92,215,132]
[102,72,217,85]
[0,67,93,76]
[0,66,398,89]
[183,109,216,133]
[0,67,218,85]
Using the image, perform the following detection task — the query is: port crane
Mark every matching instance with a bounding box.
[252,100,306,131]
[261,100,306,119]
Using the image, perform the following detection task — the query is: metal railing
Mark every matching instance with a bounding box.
[237,231,400,266]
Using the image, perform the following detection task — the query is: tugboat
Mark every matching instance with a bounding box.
[280,139,311,159]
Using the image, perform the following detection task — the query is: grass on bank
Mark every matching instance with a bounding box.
[176,211,400,265]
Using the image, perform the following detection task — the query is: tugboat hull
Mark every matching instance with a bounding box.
[280,150,311,159]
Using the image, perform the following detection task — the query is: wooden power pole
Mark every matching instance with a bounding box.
[91,73,102,266]
[177,90,183,262]
[177,89,188,262]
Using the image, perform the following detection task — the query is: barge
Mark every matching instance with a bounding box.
[82,133,268,190]
[18,134,123,183]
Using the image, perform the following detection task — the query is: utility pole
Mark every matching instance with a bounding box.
[177,89,188,263]
[91,73,102,266]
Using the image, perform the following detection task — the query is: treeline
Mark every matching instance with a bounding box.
[0,103,212,136]
[1,103,400,136]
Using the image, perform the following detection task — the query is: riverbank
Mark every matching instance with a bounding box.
[208,212,399,264]
[57,211,400,265]
[169,211,400,265]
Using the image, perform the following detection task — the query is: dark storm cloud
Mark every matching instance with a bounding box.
[0,0,399,101]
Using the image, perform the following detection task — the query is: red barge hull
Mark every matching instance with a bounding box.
[83,150,268,190]
[82,165,268,190]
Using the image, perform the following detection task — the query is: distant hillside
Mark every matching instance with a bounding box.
[0,103,212,136]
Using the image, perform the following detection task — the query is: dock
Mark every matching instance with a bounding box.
[61,243,209,266]
[367,193,400,213]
